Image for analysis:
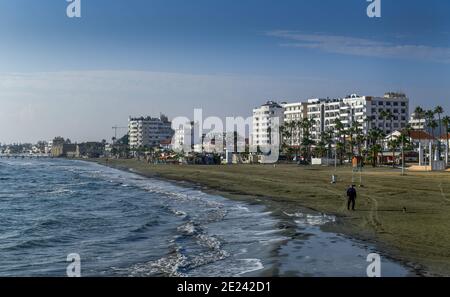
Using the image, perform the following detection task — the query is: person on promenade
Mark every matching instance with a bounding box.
[346,185,357,211]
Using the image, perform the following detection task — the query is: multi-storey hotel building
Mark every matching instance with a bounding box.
[128,114,174,148]
[251,101,284,147]
[282,102,308,146]
[251,92,410,147]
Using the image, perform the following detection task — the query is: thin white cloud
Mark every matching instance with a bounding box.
[0,71,332,143]
[0,70,448,143]
[267,30,450,63]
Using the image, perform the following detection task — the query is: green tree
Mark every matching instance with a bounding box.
[301,118,315,161]
[368,128,383,167]
[334,118,346,165]
[387,138,400,167]
[315,137,327,158]
[380,110,392,165]
[425,110,437,161]
[434,106,444,156]
[322,128,334,160]
[295,120,303,156]
[414,106,425,131]
[442,116,450,162]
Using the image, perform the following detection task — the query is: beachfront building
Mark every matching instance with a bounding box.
[307,98,342,143]
[305,93,409,144]
[282,102,308,146]
[254,92,409,150]
[128,114,174,149]
[409,112,427,131]
[365,92,409,135]
[45,141,53,155]
[172,121,201,153]
[252,101,285,147]
[409,112,448,137]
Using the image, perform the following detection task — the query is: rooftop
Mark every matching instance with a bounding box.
[409,130,435,140]
[129,114,170,123]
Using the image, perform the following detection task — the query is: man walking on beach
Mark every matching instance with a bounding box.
[347,185,357,211]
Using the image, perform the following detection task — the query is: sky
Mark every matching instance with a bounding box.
[0,0,449,143]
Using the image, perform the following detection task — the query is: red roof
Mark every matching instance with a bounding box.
[440,133,450,139]
[409,130,435,140]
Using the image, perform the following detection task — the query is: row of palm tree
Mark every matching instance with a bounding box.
[280,105,450,167]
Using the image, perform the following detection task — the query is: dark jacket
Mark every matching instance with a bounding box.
[347,187,357,199]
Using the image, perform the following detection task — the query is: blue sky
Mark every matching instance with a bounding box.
[0,0,449,143]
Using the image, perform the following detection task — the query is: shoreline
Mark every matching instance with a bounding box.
[85,158,433,276]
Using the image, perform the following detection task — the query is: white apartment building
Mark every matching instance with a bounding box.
[252,92,409,149]
[128,114,174,148]
[283,102,308,146]
[252,101,284,147]
[306,93,409,143]
[307,98,342,143]
[409,112,448,136]
[45,140,53,155]
[409,112,426,131]
[173,121,197,152]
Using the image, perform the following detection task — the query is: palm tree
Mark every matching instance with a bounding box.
[295,120,303,157]
[368,128,383,167]
[356,130,365,158]
[414,106,424,130]
[429,120,439,160]
[301,118,314,161]
[349,121,364,158]
[364,115,375,149]
[425,110,436,131]
[387,138,399,167]
[398,128,412,168]
[279,124,291,158]
[323,128,334,161]
[348,123,356,160]
[315,136,327,158]
[442,116,450,163]
[434,106,444,157]
[380,110,392,165]
[388,112,394,135]
[347,126,356,163]
[334,118,345,165]
[284,121,295,147]
[425,110,436,162]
